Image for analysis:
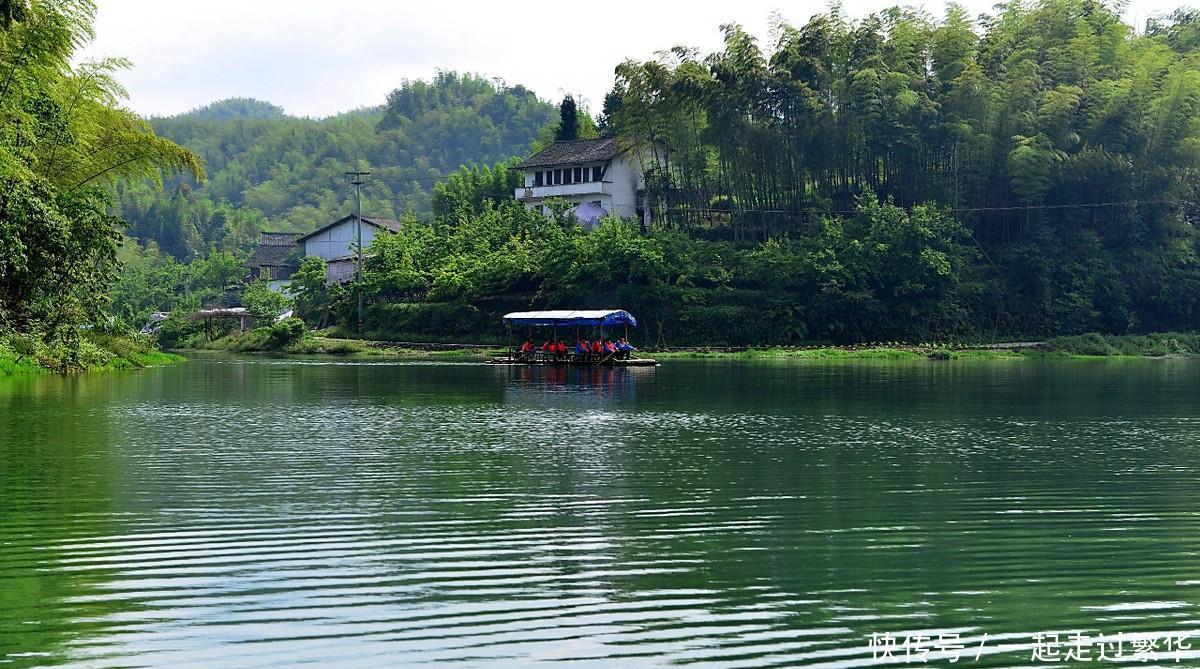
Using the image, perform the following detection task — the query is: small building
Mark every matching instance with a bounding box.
[325,255,360,285]
[296,215,403,261]
[244,231,301,292]
[514,137,647,227]
[295,215,402,284]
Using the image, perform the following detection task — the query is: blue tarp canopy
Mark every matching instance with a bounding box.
[503,309,638,328]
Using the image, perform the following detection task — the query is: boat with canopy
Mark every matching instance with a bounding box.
[488,309,657,366]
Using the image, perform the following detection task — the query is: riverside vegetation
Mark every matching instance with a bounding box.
[9,0,1200,374]
[127,0,1200,350]
[0,0,201,374]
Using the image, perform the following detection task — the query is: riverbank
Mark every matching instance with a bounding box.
[653,333,1200,360]
[175,330,1200,363]
[0,332,182,376]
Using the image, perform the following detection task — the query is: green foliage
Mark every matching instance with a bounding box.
[432,160,522,218]
[0,0,200,356]
[118,72,557,259]
[345,196,978,345]
[0,330,179,375]
[555,95,580,140]
[266,317,306,348]
[1046,332,1200,356]
[242,280,290,325]
[291,255,340,325]
[109,245,243,327]
[595,1,1200,340]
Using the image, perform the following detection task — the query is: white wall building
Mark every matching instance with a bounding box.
[297,215,402,261]
[514,137,647,227]
[296,215,402,284]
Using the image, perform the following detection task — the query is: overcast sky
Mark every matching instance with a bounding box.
[80,0,1184,119]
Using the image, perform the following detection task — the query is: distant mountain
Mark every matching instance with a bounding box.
[118,73,557,258]
[175,97,287,121]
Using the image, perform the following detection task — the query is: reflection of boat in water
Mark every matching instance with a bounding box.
[501,361,650,404]
[487,309,659,367]
[488,356,658,367]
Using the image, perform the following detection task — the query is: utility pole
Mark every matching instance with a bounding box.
[346,170,370,331]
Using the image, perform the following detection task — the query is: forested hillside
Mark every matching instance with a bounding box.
[108,0,1200,345]
[116,73,556,258]
[596,0,1200,337]
[298,0,1200,344]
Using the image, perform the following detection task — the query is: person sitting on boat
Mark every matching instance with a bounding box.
[590,340,603,356]
[519,339,535,360]
[555,340,568,359]
[604,340,617,357]
[541,340,554,359]
[616,338,636,360]
[575,339,589,360]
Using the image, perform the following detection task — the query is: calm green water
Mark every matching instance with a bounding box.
[2,356,1200,667]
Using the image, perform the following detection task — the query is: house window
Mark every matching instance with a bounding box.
[592,166,602,181]
[554,169,562,185]
[534,171,543,187]
[574,167,583,183]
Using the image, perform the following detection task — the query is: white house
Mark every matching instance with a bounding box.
[297,215,402,260]
[296,215,402,284]
[514,137,647,227]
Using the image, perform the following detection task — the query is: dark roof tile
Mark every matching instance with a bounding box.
[515,137,622,169]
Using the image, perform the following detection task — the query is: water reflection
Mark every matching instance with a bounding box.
[2,357,1200,667]
[501,364,651,405]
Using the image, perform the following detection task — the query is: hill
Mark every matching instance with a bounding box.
[116,72,556,258]
[174,98,287,121]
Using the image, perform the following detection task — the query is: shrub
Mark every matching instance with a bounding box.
[267,318,307,349]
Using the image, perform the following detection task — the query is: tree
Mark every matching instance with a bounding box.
[0,0,202,347]
[291,256,336,325]
[242,280,289,325]
[555,95,580,140]
[116,73,557,257]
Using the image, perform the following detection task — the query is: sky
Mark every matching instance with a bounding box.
[80,0,1185,119]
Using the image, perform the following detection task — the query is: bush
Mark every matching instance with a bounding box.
[364,302,491,339]
[242,280,291,326]
[267,318,307,349]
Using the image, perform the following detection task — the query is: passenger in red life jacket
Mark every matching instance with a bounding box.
[590,340,603,355]
[541,340,554,355]
[604,340,617,355]
[518,339,534,361]
[576,340,589,358]
[556,340,568,357]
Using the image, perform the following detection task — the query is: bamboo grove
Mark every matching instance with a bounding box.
[608,0,1200,246]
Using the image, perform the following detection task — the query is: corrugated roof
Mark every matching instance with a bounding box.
[515,137,623,169]
[296,215,403,243]
[503,309,638,328]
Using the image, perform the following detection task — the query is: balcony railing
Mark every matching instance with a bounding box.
[516,181,611,200]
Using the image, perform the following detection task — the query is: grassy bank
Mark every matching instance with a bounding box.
[175,329,1200,363]
[172,318,500,359]
[0,331,182,376]
[650,333,1200,361]
[650,346,1022,361]
[179,319,370,355]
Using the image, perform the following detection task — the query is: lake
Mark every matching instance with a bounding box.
[2,355,1199,667]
